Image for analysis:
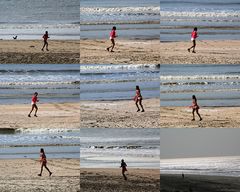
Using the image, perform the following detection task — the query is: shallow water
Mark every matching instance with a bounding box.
[160,0,240,41]
[0,64,79,104]
[80,128,160,168]
[80,0,160,39]
[0,128,80,159]
[80,64,160,101]
[160,64,240,107]
[0,0,79,40]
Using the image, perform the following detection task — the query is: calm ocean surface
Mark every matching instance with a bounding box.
[160,64,240,107]
[80,0,160,39]
[80,64,160,101]
[0,64,79,104]
[0,0,79,39]
[160,0,240,41]
[81,128,160,168]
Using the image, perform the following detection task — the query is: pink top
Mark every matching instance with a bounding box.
[190,100,199,109]
[43,34,49,41]
[134,90,142,101]
[32,95,38,104]
[110,30,116,39]
[191,31,198,39]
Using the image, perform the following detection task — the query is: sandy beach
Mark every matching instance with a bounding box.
[161,174,240,192]
[159,40,240,64]
[0,102,80,129]
[0,159,80,192]
[80,39,160,64]
[0,40,79,64]
[80,98,160,128]
[160,106,240,128]
[81,168,159,192]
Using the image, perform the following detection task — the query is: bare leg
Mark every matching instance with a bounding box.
[122,170,127,180]
[38,163,44,176]
[42,42,46,51]
[139,100,144,112]
[34,105,38,117]
[192,40,196,52]
[196,109,202,121]
[46,42,49,51]
[110,39,115,52]
[44,165,52,176]
[192,109,195,121]
[135,101,140,112]
[28,105,35,117]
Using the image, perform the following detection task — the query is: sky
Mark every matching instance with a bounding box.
[161,128,240,159]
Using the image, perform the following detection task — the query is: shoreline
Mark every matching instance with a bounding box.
[0,158,80,192]
[81,168,160,192]
[0,102,80,129]
[0,40,79,64]
[80,98,160,128]
[161,174,240,192]
[159,40,240,64]
[160,106,240,128]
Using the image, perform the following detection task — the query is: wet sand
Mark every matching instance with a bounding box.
[160,106,240,128]
[161,174,240,192]
[80,39,160,64]
[81,168,160,192]
[80,98,160,128]
[0,40,79,64]
[159,40,240,64]
[0,102,80,129]
[0,159,80,192]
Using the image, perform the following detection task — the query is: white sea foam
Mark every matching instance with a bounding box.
[161,156,240,177]
[81,6,160,15]
[80,64,159,72]
[160,11,240,19]
[160,75,240,81]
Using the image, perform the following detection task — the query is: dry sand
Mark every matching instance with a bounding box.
[160,106,240,128]
[80,39,160,64]
[159,40,240,64]
[0,159,80,192]
[161,174,240,192]
[80,98,160,128]
[0,102,80,129]
[0,40,79,64]
[81,168,160,192]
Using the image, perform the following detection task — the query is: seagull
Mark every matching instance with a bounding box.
[13,36,17,40]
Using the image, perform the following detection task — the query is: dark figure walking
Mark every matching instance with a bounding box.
[120,159,127,180]
[134,85,145,112]
[38,148,52,177]
[188,27,198,53]
[42,31,49,51]
[190,95,202,121]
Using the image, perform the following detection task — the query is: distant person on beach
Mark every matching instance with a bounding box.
[42,31,49,51]
[190,95,202,121]
[134,85,145,112]
[120,159,127,180]
[188,27,198,53]
[28,92,39,117]
[38,148,52,177]
[106,26,117,52]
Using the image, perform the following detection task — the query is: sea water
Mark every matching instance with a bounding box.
[0,128,80,159]
[0,0,79,40]
[80,0,160,39]
[161,156,240,177]
[0,64,80,104]
[80,64,160,101]
[160,0,240,41]
[80,128,160,169]
[160,64,240,107]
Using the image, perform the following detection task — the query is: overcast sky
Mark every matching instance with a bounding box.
[161,128,240,159]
